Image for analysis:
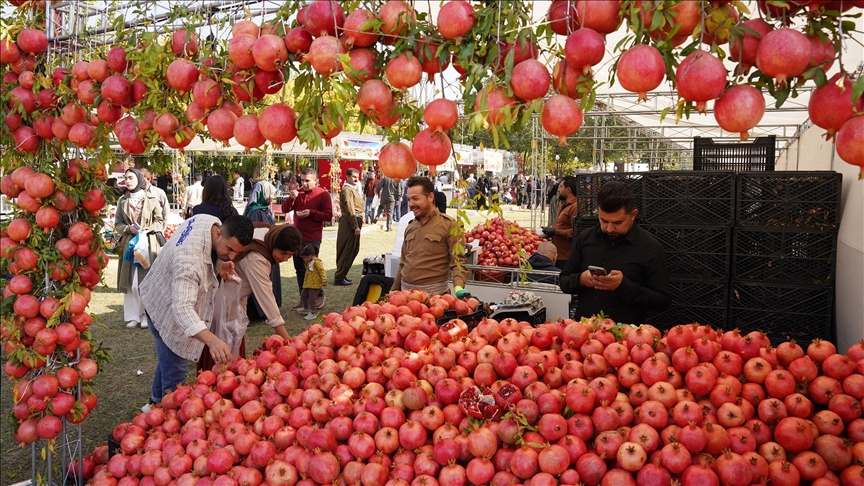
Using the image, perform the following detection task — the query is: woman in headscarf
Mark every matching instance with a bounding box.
[192,175,239,222]
[197,224,303,371]
[115,168,164,329]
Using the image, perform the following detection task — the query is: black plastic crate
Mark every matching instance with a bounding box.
[575,173,643,218]
[729,282,833,345]
[643,171,735,226]
[736,172,842,229]
[574,217,598,238]
[733,228,837,286]
[645,225,730,280]
[693,136,776,171]
[645,278,728,330]
[489,307,547,327]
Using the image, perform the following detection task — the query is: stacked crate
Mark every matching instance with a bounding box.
[642,172,735,330]
[729,172,842,344]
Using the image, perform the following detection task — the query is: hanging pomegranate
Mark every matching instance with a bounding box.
[616,45,665,102]
[541,94,583,146]
[730,18,773,75]
[564,28,605,75]
[438,0,476,40]
[755,28,811,88]
[807,73,862,141]
[379,142,417,180]
[258,103,298,149]
[835,116,864,179]
[676,50,727,114]
[233,115,266,152]
[713,84,766,142]
[412,128,452,168]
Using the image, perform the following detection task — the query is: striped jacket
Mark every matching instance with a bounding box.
[140,214,221,361]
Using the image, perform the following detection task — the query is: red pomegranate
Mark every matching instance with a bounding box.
[231,71,264,103]
[836,115,864,179]
[206,108,238,146]
[542,94,583,145]
[379,1,416,38]
[97,100,124,124]
[474,85,516,127]
[32,114,54,139]
[808,73,862,140]
[76,80,99,105]
[343,9,379,47]
[68,123,96,148]
[423,99,458,132]
[575,0,621,35]
[371,99,401,128]
[165,59,199,94]
[416,41,449,81]
[1,39,20,64]
[9,87,37,113]
[115,116,146,154]
[171,30,199,58]
[386,53,422,90]
[437,0,476,40]
[346,48,379,85]
[154,113,180,139]
[252,35,288,71]
[106,46,130,73]
[87,59,110,82]
[509,59,550,102]
[565,28,605,75]
[185,101,207,124]
[358,79,393,119]
[258,103,298,148]
[379,142,416,180]
[101,75,132,105]
[617,44,665,102]
[676,50,727,114]
[713,84,765,141]
[234,114,266,152]
[548,0,579,36]
[730,18,773,75]
[807,34,835,72]
[16,28,48,54]
[756,28,811,87]
[228,34,257,69]
[411,128,452,168]
[303,0,345,37]
[306,36,346,75]
[232,20,259,38]
[192,78,222,109]
[284,27,313,54]
[552,59,590,99]
[13,126,40,153]
[254,69,284,95]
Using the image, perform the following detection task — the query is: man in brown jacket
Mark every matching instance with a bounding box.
[541,175,579,269]
[335,168,364,285]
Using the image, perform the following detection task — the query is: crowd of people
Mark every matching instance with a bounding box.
[112,163,670,413]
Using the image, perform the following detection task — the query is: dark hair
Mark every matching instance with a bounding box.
[300,244,318,258]
[560,175,578,195]
[194,174,203,181]
[274,226,303,253]
[598,181,636,214]
[201,175,236,220]
[221,215,254,245]
[346,168,359,177]
[301,167,317,177]
[406,175,434,195]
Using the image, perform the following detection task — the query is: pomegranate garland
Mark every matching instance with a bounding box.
[4,1,863,173]
[76,288,864,486]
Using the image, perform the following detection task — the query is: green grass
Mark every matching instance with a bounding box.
[0,207,540,484]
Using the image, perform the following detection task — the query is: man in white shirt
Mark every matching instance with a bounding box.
[233,171,245,202]
[182,174,204,218]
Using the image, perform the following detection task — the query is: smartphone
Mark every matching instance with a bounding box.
[588,265,608,277]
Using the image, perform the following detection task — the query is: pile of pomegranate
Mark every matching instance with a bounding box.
[163,224,179,241]
[74,287,864,486]
[1,161,110,444]
[465,218,546,268]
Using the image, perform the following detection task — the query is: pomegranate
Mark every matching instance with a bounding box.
[807,34,835,72]
[730,19,773,74]
[379,142,417,180]
[379,1,416,38]
[345,48,379,85]
[836,115,864,179]
[303,0,344,37]
[713,84,766,141]
[228,35,257,69]
[252,35,288,71]
[171,30,199,58]
[165,59,199,93]
[808,73,861,141]
[192,78,222,110]
[548,0,579,36]
[473,85,516,127]
[437,0,476,39]
[17,28,49,54]
[386,53,422,90]
[343,9,379,47]
[676,49,727,114]
[509,59,550,102]
[358,79,393,119]
[617,44,666,102]
[541,94,584,145]
[233,115,265,152]
[755,28,811,87]
[306,36,346,75]
[565,28,605,75]
[284,27,313,54]
[258,103,297,149]
[423,99,458,132]
[411,128,451,168]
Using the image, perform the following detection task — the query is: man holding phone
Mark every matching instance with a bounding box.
[560,181,671,324]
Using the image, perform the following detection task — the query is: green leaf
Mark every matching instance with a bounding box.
[774,86,790,109]
[851,77,864,110]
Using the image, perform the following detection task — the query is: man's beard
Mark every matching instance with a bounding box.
[558,193,567,201]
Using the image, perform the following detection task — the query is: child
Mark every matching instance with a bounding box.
[298,244,327,320]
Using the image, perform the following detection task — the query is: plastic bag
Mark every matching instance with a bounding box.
[132,233,151,269]
[210,281,248,359]
[124,233,140,266]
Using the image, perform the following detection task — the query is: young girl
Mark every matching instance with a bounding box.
[298,244,327,320]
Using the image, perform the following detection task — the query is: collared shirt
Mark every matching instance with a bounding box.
[140,215,222,361]
[551,198,578,262]
[560,223,671,325]
[281,186,333,241]
[340,183,364,230]
[183,183,203,212]
[394,208,467,290]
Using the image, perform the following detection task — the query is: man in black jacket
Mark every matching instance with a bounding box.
[527,242,560,284]
[559,182,671,324]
